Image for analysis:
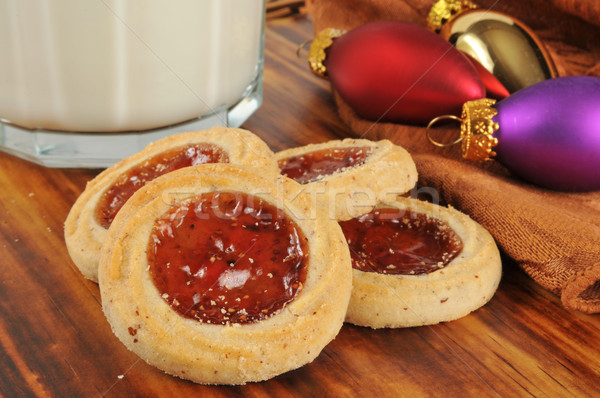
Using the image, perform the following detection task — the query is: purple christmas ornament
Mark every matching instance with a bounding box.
[428,76,600,191]
[494,76,600,191]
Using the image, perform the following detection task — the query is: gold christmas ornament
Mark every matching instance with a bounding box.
[427,0,557,93]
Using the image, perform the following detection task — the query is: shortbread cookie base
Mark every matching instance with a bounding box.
[345,197,502,328]
[275,139,418,221]
[98,164,352,384]
[65,128,278,282]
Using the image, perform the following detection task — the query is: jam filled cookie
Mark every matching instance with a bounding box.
[65,128,278,282]
[98,164,352,384]
[275,139,417,220]
[338,197,502,328]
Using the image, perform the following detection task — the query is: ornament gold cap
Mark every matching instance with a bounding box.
[308,28,346,78]
[427,0,479,33]
[427,98,499,162]
[459,98,499,161]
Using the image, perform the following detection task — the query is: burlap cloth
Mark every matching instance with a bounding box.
[305,0,600,313]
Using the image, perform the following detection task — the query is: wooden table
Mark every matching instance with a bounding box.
[1,13,599,398]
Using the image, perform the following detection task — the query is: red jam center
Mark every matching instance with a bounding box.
[278,146,371,184]
[95,144,228,229]
[338,208,463,275]
[147,191,309,325]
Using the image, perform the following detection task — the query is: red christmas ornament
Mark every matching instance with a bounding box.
[309,21,490,125]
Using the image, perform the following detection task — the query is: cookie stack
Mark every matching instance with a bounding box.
[65,127,501,384]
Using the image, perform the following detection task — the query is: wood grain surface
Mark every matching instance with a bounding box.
[0,13,599,398]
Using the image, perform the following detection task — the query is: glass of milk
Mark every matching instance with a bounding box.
[0,0,265,167]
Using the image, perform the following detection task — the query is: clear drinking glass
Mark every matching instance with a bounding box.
[0,0,265,167]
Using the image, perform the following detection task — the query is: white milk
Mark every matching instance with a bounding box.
[0,0,264,132]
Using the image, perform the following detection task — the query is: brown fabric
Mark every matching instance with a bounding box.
[306,0,600,313]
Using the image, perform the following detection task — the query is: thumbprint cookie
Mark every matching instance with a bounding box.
[275,139,418,221]
[338,197,502,328]
[98,163,352,384]
[65,128,278,282]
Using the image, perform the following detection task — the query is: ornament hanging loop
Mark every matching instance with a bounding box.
[296,39,312,62]
[426,114,464,147]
